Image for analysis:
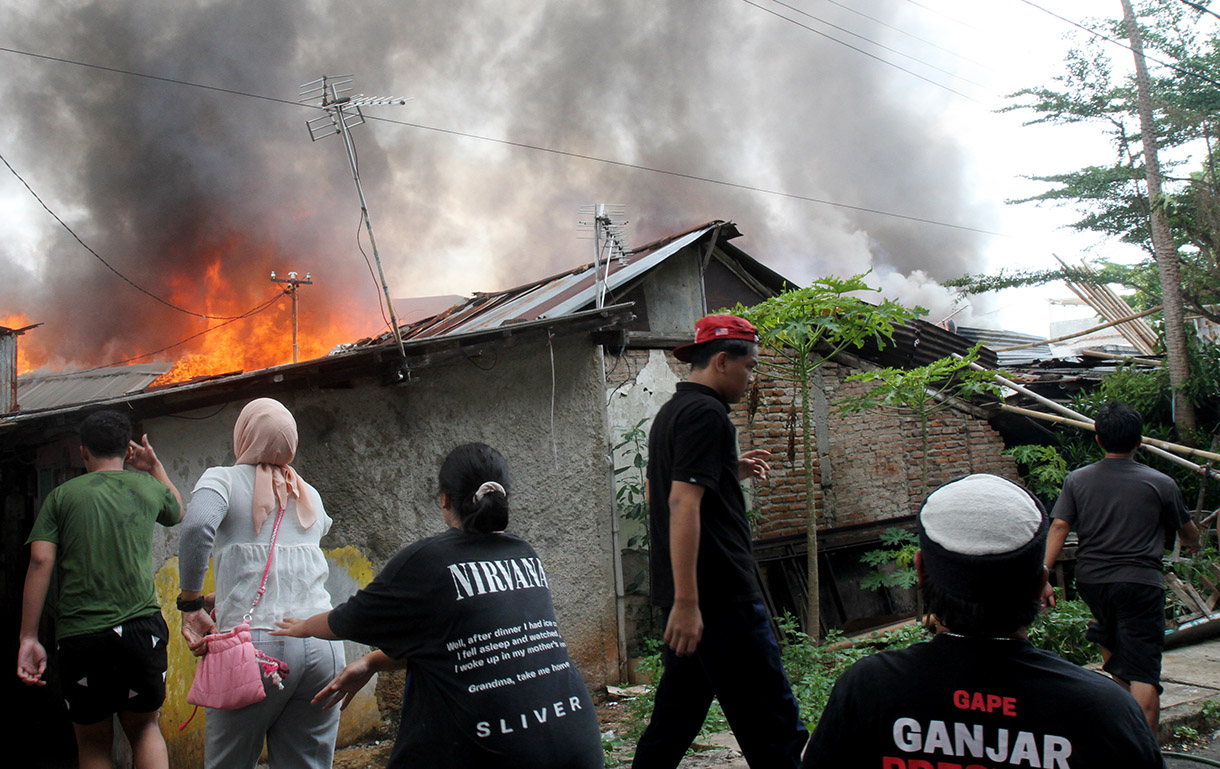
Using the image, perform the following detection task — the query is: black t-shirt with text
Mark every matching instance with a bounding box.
[803,633,1162,769]
[328,527,602,769]
[647,381,760,607]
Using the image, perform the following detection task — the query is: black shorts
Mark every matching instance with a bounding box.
[58,613,169,725]
[1077,581,1166,693]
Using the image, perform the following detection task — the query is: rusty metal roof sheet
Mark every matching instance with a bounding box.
[370,223,723,344]
[16,364,171,413]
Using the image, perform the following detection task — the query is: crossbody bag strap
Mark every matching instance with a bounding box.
[244,504,286,622]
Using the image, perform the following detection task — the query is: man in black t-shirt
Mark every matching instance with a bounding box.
[803,474,1163,769]
[1045,401,1199,731]
[633,314,807,769]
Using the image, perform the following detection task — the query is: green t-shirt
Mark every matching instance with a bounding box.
[27,470,181,640]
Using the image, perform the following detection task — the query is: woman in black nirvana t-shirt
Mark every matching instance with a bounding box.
[272,443,603,769]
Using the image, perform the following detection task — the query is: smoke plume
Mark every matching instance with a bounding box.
[0,0,999,372]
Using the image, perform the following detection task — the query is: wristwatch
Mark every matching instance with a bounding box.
[176,595,206,612]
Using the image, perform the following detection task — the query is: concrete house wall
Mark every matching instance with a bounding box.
[6,327,622,765]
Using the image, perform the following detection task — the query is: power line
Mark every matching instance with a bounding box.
[763,0,989,90]
[363,113,1005,236]
[1015,0,1220,90]
[1178,0,1220,23]
[736,0,981,101]
[0,149,275,320]
[0,44,1004,239]
[74,291,287,373]
[821,0,993,71]
[0,46,304,110]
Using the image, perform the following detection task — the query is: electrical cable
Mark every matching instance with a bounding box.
[761,0,989,90]
[1177,0,1220,23]
[820,0,993,71]
[73,290,287,373]
[356,211,393,334]
[0,43,1006,237]
[164,402,230,420]
[1015,0,1220,90]
[364,113,1006,236]
[736,0,981,101]
[0,149,276,321]
[0,46,306,110]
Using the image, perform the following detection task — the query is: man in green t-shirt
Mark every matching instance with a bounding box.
[18,410,182,769]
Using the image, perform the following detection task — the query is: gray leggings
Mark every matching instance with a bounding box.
[204,631,345,769]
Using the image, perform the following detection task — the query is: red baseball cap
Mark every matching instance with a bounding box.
[672,314,759,362]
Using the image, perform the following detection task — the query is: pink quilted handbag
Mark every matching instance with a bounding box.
[186,622,267,709]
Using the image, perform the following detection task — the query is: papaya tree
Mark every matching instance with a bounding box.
[730,274,921,637]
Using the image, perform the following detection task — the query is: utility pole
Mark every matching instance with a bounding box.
[1119,0,1197,433]
[270,270,313,363]
[299,75,411,367]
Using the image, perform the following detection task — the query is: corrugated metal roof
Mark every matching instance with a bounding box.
[368,223,723,344]
[16,364,171,413]
[955,326,1052,367]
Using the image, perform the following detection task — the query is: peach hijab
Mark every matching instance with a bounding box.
[233,398,318,534]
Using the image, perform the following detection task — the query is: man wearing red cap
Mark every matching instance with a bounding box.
[633,315,808,769]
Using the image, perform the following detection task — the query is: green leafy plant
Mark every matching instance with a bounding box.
[774,614,930,731]
[1028,598,1102,666]
[1201,699,1220,724]
[1172,724,1200,743]
[1004,444,1070,506]
[860,528,919,591]
[614,418,650,550]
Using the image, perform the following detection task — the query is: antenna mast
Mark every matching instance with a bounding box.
[578,204,629,309]
[300,75,411,362]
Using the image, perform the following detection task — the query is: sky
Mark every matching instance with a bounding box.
[0,0,1204,373]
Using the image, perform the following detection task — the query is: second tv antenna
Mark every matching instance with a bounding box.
[300,75,411,362]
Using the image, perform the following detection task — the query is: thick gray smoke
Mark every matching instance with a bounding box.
[1,0,997,370]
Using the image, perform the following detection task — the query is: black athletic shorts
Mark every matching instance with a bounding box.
[58,612,169,724]
[1077,581,1166,693]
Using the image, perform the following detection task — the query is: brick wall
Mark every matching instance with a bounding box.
[736,356,1019,540]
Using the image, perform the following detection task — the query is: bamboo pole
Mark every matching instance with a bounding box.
[1079,350,1162,367]
[1053,255,1159,353]
[994,304,1163,351]
[963,359,1220,479]
[998,403,1220,466]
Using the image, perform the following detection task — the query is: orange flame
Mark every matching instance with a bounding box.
[151,258,379,386]
[0,313,47,375]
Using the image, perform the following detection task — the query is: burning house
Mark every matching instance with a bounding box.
[3,220,1019,763]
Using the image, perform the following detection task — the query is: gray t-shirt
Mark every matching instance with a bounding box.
[1052,457,1190,587]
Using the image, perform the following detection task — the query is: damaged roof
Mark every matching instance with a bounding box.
[364,221,783,344]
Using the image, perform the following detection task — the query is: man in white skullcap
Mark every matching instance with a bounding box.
[801,474,1162,769]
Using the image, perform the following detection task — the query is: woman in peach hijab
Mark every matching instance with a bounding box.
[177,398,343,769]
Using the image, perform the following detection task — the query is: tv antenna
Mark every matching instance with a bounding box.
[578,204,629,309]
[300,75,412,362]
[270,270,313,363]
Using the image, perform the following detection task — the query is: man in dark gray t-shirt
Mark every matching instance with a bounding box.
[1044,402,1199,731]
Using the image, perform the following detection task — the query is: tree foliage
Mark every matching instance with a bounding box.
[952,1,1220,324]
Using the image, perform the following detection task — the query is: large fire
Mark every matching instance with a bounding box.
[151,259,381,386]
[0,313,48,375]
[5,248,384,386]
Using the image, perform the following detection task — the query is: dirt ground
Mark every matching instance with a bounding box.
[327,694,748,769]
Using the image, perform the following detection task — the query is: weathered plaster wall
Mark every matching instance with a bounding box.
[143,334,619,754]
